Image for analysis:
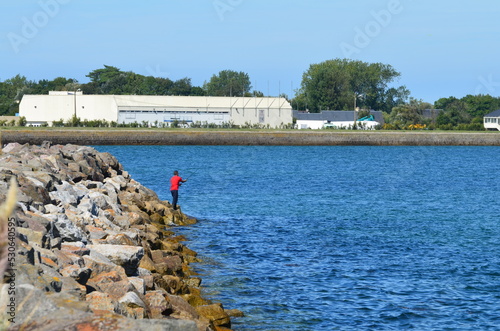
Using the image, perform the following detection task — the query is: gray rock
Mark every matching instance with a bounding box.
[29,204,45,214]
[104,175,128,191]
[49,181,89,206]
[24,176,46,189]
[44,204,65,214]
[78,198,99,216]
[88,244,144,276]
[40,154,64,172]
[16,201,28,213]
[128,277,146,295]
[96,152,121,172]
[137,267,153,277]
[2,142,23,153]
[93,216,121,232]
[52,214,88,243]
[0,283,60,324]
[119,291,147,309]
[17,227,45,248]
[102,182,119,204]
[49,189,78,206]
[17,241,36,265]
[112,215,131,229]
[88,191,111,210]
[80,180,103,190]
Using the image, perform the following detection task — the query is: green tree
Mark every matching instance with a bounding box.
[383,86,411,112]
[434,94,500,127]
[290,92,308,110]
[297,61,351,111]
[296,59,407,112]
[388,98,433,128]
[190,86,206,96]
[434,96,459,111]
[171,78,193,96]
[82,66,203,97]
[436,99,470,127]
[251,90,264,97]
[86,65,122,84]
[0,75,33,115]
[204,70,252,97]
[461,94,500,118]
[0,81,13,115]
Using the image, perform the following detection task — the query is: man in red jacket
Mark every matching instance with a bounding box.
[170,170,187,210]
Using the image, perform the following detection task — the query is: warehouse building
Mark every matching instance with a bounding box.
[19,92,293,128]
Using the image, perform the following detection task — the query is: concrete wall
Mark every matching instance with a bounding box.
[20,95,118,124]
[229,98,293,127]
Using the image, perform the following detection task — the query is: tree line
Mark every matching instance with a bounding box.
[1,61,499,130]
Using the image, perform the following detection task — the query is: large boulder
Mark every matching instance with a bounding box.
[196,303,231,328]
[87,244,144,276]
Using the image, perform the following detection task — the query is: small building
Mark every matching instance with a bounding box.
[484,109,500,131]
[19,92,293,128]
[294,110,384,130]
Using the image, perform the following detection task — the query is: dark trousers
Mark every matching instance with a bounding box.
[171,190,179,209]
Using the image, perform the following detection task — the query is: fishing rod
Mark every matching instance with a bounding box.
[176,170,194,188]
[182,170,196,181]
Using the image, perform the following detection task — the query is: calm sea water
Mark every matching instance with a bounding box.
[94,145,500,330]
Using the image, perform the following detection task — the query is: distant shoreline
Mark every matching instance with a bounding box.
[2,129,500,146]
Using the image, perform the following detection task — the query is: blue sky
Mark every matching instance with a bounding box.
[1,0,499,103]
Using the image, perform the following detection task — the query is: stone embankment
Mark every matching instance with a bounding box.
[0,142,239,331]
[2,129,500,146]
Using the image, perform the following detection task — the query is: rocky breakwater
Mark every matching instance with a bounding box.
[0,142,238,331]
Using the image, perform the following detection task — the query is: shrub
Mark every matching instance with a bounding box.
[52,119,65,127]
[18,116,27,127]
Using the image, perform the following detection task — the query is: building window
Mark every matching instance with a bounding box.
[259,109,265,123]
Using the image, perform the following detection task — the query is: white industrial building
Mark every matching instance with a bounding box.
[19,92,293,128]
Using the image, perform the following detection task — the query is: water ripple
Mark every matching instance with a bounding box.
[95,145,500,330]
